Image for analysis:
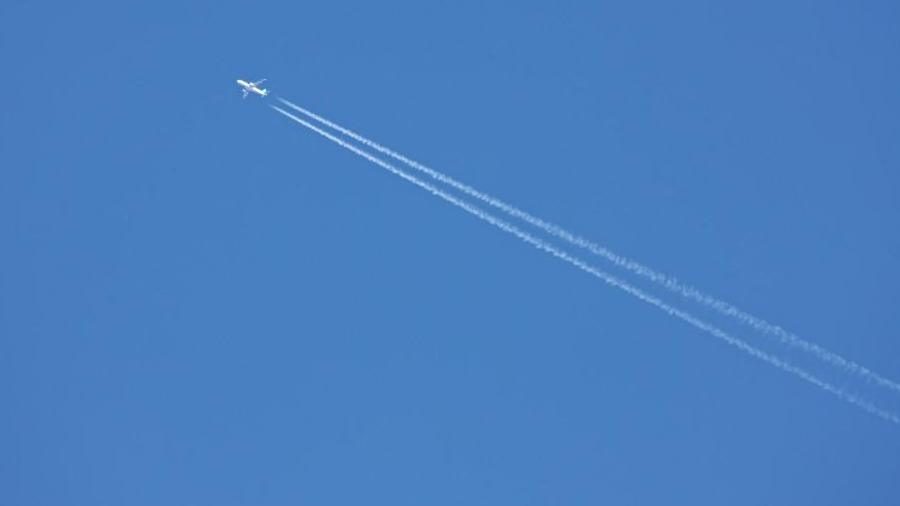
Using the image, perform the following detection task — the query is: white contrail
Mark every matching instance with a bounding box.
[270,104,900,424]
[276,97,900,395]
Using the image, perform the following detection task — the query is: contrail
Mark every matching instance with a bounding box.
[276,97,900,395]
[270,104,900,424]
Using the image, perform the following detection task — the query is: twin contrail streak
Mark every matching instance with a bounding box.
[270,104,899,424]
[276,97,900,396]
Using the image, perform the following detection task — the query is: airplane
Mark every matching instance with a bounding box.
[236,78,269,98]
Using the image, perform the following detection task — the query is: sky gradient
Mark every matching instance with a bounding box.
[3,1,900,504]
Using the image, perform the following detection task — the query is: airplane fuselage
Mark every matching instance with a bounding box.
[236,79,268,98]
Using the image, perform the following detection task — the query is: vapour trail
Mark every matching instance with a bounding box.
[276,97,900,395]
[270,104,899,424]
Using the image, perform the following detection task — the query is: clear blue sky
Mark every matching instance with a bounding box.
[3,1,900,504]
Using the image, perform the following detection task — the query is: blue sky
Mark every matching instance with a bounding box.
[3,1,900,504]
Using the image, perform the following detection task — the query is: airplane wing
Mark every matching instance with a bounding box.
[242,89,249,98]
[251,78,267,86]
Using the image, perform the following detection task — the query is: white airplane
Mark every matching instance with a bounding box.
[236,78,269,98]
